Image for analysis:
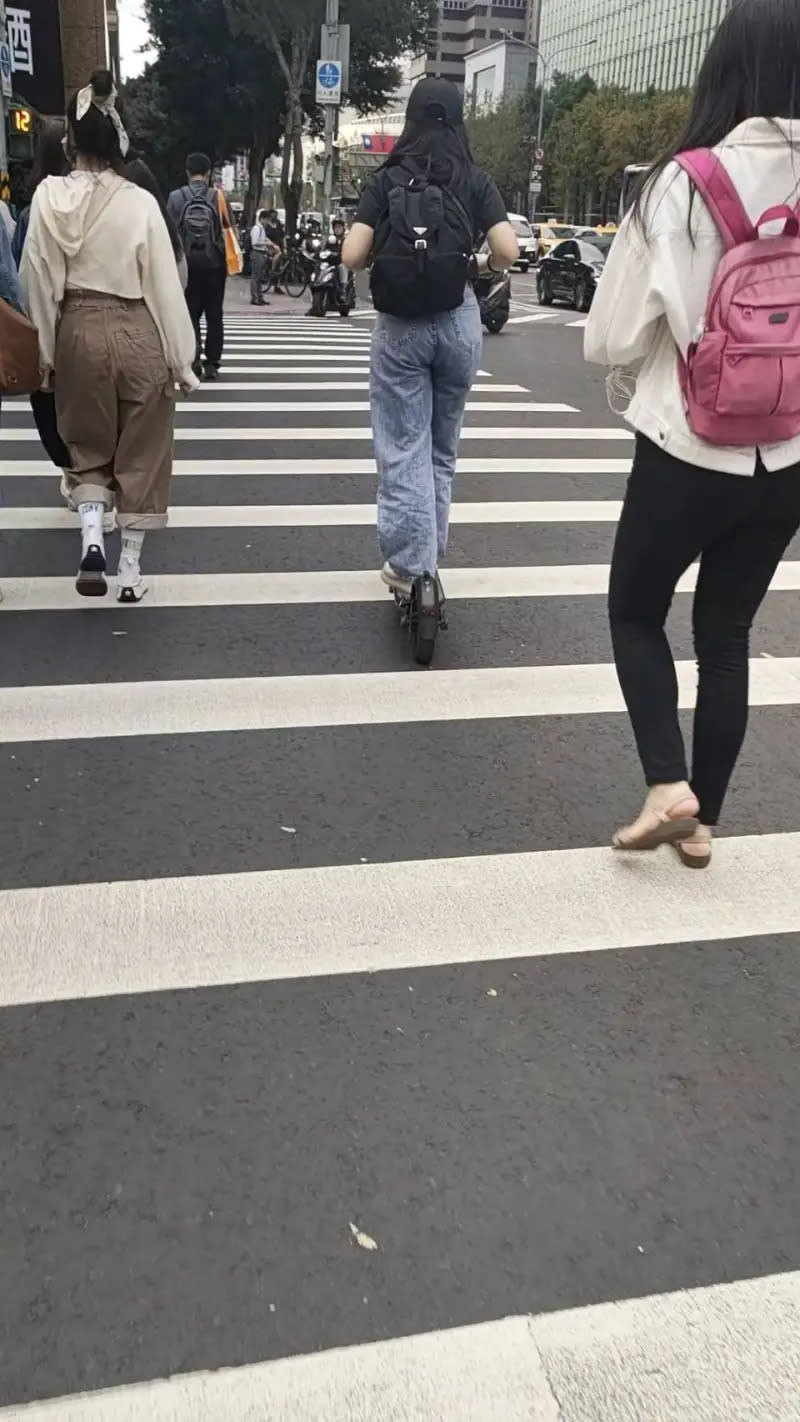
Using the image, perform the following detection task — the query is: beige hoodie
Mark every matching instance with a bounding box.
[21,170,198,390]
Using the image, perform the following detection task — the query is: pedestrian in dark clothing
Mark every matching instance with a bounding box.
[167,152,227,380]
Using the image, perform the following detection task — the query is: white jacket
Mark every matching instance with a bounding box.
[584,118,800,474]
[21,170,197,389]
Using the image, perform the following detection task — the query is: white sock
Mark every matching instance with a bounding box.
[78,502,105,556]
[118,530,145,587]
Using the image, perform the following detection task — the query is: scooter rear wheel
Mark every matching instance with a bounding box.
[410,573,443,666]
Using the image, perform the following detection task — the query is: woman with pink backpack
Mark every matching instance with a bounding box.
[585,0,800,868]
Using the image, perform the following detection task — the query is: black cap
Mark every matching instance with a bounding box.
[406,77,464,127]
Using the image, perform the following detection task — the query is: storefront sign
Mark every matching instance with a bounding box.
[7,0,64,114]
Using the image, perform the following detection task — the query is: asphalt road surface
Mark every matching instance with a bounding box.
[1,290,799,1421]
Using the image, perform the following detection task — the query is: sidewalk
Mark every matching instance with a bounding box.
[225,272,310,316]
[225,271,373,315]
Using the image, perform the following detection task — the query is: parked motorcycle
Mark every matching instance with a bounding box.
[308,239,356,318]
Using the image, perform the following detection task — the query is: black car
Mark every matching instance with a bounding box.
[536,234,614,312]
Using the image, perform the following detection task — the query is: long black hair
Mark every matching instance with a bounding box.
[384,117,474,187]
[124,156,183,261]
[66,68,127,173]
[29,120,69,196]
[632,0,800,232]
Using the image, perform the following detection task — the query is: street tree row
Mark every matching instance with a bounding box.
[467,80,691,223]
[122,0,436,228]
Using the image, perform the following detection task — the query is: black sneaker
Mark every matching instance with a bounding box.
[192,359,202,379]
[204,364,220,381]
[76,544,108,598]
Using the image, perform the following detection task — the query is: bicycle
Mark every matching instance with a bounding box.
[267,242,309,299]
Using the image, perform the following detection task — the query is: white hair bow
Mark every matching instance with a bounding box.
[74,78,130,157]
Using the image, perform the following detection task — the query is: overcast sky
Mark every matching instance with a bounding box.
[118,0,154,78]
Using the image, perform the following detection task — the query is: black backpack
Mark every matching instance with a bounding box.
[370,161,473,318]
[178,185,221,270]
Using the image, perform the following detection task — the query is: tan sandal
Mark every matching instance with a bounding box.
[675,825,712,869]
[612,791,699,852]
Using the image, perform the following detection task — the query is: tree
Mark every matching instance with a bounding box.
[547,85,691,221]
[467,98,529,208]
[122,0,285,217]
[466,72,597,214]
[226,0,435,231]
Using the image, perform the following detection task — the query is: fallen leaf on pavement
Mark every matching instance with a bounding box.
[349,1222,379,1251]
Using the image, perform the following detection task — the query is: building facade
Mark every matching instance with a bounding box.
[536,0,729,92]
[464,37,533,112]
[410,0,534,90]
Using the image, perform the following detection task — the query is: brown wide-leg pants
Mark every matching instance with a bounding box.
[55,290,176,530]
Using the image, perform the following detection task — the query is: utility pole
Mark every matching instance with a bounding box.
[321,0,338,231]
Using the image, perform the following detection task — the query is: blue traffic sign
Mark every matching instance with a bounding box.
[318,62,341,88]
[0,44,11,82]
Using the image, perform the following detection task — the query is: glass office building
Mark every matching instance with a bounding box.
[536,0,730,91]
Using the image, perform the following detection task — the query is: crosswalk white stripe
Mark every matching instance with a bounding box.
[0,500,623,530]
[3,560,797,608]
[0,456,672,476]
[174,383,531,393]
[219,364,371,372]
[0,427,631,443]
[4,401,578,418]
[2,658,798,744]
[507,313,555,325]
[221,343,372,352]
[0,1275,797,1421]
[217,364,494,376]
[1,830,798,1004]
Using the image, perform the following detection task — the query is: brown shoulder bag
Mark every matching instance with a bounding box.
[0,297,41,395]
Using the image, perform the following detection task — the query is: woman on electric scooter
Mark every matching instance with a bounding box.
[342,79,517,629]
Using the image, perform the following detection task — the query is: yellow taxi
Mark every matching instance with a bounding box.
[536,223,580,260]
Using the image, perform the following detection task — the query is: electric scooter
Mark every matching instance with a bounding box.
[388,573,448,666]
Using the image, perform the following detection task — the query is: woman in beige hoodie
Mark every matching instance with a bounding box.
[21,69,197,602]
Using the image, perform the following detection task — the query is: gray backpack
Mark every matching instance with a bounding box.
[178,186,221,269]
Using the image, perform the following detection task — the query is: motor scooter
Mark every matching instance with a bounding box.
[308,239,356,318]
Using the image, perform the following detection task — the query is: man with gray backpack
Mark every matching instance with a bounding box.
[168,152,227,380]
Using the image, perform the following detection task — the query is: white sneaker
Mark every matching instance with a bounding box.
[117,580,147,604]
[380,561,413,596]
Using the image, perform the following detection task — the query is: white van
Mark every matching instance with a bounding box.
[507,213,537,272]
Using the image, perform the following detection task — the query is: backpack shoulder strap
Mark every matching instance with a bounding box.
[675,149,755,250]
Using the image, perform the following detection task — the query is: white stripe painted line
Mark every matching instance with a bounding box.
[178,382,529,394]
[567,318,588,328]
[0,426,630,443]
[1,828,800,1003]
[0,456,657,477]
[3,559,797,609]
[0,500,622,531]
[211,365,493,377]
[2,657,799,743]
[218,364,371,373]
[507,313,555,325]
[5,400,576,419]
[3,1275,799,1420]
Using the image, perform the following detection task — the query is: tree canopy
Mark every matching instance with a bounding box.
[467,77,691,222]
[122,0,435,226]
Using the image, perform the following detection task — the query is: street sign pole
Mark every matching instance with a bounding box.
[320,0,340,230]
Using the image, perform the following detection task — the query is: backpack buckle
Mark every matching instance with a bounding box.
[414,237,427,273]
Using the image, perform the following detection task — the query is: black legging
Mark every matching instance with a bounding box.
[609,434,800,825]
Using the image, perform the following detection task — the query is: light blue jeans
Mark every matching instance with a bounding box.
[370,290,482,579]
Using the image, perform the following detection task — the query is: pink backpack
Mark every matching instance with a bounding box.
[675,148,800,447]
